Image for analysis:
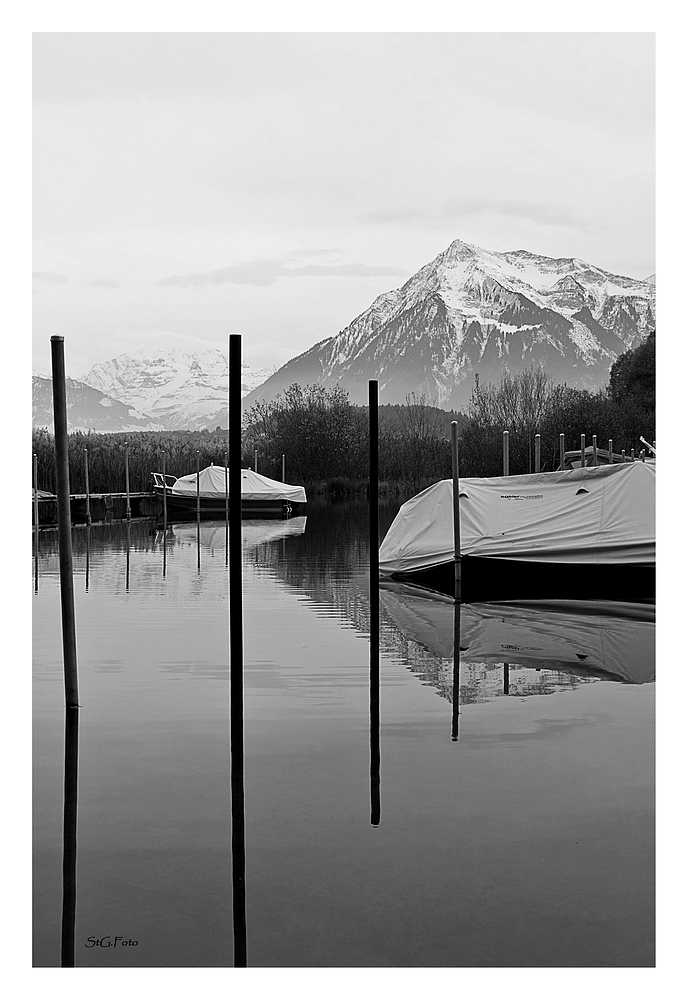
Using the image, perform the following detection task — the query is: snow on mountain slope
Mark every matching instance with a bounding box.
[244,238,655,410]
[81,349,273,430]
[33,376,162,432]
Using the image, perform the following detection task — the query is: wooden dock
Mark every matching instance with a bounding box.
[33,492,160,526]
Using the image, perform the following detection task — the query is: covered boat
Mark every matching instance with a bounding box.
[152,465,307,519]
[379,462,655,601]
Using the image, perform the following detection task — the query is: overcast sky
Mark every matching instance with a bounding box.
[32,32,655,378]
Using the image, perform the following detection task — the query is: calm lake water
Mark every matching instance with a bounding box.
[33,500,654,968]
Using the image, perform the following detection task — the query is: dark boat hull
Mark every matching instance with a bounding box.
[153,487,305,519]
[389,555,655,603]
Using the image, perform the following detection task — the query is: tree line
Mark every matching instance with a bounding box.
[32,331,655,495]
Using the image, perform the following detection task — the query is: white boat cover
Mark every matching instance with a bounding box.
[379,462,655,574]
[379,582,654,684]
[171,465,307,503]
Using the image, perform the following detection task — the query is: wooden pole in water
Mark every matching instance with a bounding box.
[559,433,565,471]
[60,705,79,967]
[592,435,597,467]
[580,433,586,469]
[33,453,39,592]
[254,448,258,473]
[225,452,229,567]
[451,420,462,602]
[369,380,380,827]
[608,439,613,465]
[124,442,131,521]
[451,597,461,741]
[502,430,509,476]
[50,336,79,709]
[282,453,285,483]
[83,448,91,524]
[161,451,168,533]
[196,450,201,573]
[229,334,247,967]
[534,433,541,474]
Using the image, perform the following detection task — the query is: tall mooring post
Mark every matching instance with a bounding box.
[229,334,247,967]
[50,336,79,708]
[369,379,381,827]
[124,442,131,521]
[592,435,598,467]
[559,433,565,471]
[83,448,91,525]
[451,420,462,603]
[608,439,614,465]
[502,430,509,476]
[534,433,541,474]
[580,433,586,470]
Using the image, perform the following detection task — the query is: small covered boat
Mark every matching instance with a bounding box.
[379,462,655,602]
[151,465,307,519]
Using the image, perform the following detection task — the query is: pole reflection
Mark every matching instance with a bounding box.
[125,521,131,593]
[60,706,79,967]
[85,526,90,593]
[451,600,461,741]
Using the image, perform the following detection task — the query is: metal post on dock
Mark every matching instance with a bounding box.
[502,430,509,476]
[580,433,586,470]
[451,420,462,603]
[559,433,565,471]
[609,439,613,465]
[83,448,91,525]
[50,335,79,708]
[124,442,131,521]
[369,379,381,827]
[534,433,541,474]
[592,435,598,467]
[229,333,247,968]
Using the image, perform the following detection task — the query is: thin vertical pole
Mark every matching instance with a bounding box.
[502,430,509,476]
[254,448,258,473]
[60,705,79,967]
[640,448,646,463]
[451,598,461,742]
[125,522,130,593]
[225,452,229,567]
[503,663,510,695]
[451,421,462,602]
[83,448,91,525]
[229,334,247,968]
[592,435,597,467]
[559,433,565,471]
[161,451,168,533]
[85,526,90,593]
[608,439,614,465]
[621,449,626,463]
[50,336,79,708]
[282,453,285,483]
[534,433,541,474]
[33,454,40,592]
[124,442,131,521]
[580,433,586,470]
[196,450,201,573]
[631,448,635,462]
[369,380,380,827]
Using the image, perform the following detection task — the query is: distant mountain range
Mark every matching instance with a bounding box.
[33,350,273,432]
[244,238,655,409]
[32,375,164,432]
[32,239,655,430]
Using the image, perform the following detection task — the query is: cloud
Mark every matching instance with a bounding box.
[359,199,583,230]
[157,259,408,288]
[86,278,121,288]
[33,270,67,284]
[283,247,342,258]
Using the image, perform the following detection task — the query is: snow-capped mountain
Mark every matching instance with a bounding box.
[81,349,273,430]
[244,239,655,410]
[33,375,162,432]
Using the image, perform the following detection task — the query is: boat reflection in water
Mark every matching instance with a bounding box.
[379,582,655,700]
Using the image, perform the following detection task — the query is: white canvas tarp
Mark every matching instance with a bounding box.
[379,462,655,574]
[172,465,307,503]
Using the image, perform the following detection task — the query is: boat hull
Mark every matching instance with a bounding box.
[153,486,305,519]
[388,555,655,603]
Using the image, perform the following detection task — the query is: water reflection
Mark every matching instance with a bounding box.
[61,707,79,968]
